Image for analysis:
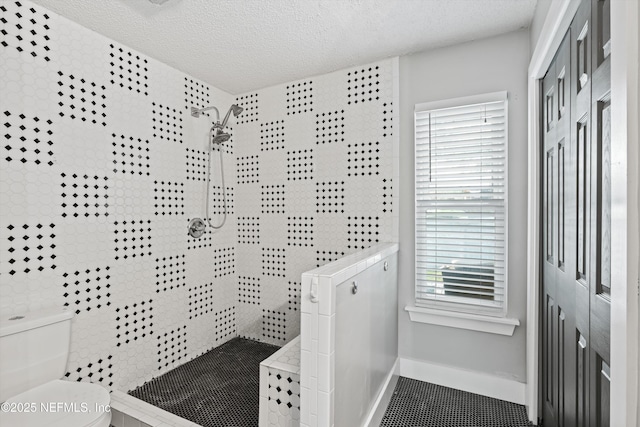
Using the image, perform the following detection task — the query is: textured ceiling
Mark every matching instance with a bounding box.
[28,0,538,94]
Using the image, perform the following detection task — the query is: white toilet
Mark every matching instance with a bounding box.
[0,307,112,427]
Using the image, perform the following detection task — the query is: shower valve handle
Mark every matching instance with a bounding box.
[188,218,206,238]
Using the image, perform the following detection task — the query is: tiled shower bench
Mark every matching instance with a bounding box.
[259,335,301,427]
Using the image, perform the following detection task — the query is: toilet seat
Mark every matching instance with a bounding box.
[0,379,111,427]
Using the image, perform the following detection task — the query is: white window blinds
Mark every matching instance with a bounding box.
[414,92,508,316]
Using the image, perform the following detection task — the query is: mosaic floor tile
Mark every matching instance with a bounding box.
[129,337,279,427]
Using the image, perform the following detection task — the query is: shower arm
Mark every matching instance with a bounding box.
[191,106,220,121]
[218,108,235,129]
[191,106,232,132]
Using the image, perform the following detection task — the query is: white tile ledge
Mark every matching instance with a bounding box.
[110,390,202,427]
[261,335,301,374]
[405,306,519,336]
[304,242,398,279]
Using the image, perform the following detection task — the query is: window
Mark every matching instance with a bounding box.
[414,92,508,316]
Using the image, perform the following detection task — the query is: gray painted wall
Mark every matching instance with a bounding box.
[530,0,553,54]
[398,30,530,382]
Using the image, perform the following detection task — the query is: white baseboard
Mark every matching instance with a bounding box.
[398,357,526,405]
[364,358,399,427]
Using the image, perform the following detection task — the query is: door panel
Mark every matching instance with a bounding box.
[554,32,576,427]
[544,295,556,423]
[542,43,559,426]
[576,333,588,426]
[588,1,611,421]
[576,117,589,283]
[542,28,573,427]
[597,358,610,427]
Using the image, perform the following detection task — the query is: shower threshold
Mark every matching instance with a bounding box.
[128,337,280,427]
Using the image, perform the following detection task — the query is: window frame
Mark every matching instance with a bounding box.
[414,91,509,317]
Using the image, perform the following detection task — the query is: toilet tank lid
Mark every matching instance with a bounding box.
[0,307,74,337]
[0,380,110,427]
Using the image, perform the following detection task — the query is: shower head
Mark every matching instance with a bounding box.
[230,104,244,117]
[211,128,231,145]
[218,104,244,129]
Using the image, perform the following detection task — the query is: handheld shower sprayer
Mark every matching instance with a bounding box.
[211,129,231,145]
[188,103,244,237]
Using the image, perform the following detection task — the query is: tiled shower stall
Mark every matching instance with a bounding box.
[0,0,398,397]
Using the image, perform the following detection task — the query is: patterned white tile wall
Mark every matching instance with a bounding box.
[234,59,400,346]
[0,0,237,393]
[260,336,302,427]
[263,367,301,427]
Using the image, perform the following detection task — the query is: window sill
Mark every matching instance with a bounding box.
[405,306,520,336]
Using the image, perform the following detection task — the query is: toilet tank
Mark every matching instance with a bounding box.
[0,307,74,402]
